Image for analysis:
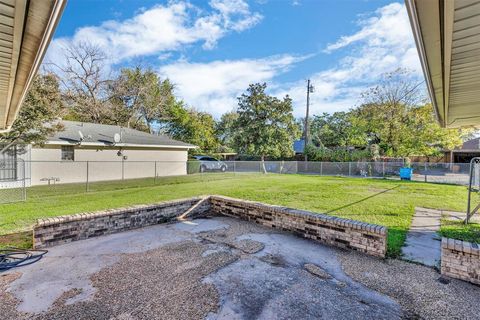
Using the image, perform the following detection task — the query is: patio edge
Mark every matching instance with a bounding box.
[441,237,480,285]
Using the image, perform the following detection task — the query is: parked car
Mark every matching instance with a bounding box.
[192,156,228,173]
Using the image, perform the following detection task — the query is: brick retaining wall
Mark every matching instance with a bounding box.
[33,197,211,248]
[33,195,388,257]
[441,238,480,285]
[209,195,387,257]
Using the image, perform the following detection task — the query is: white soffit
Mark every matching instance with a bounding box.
[406,0,480,128]
[0,0,66,132]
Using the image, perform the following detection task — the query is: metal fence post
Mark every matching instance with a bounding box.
[424,162,427,182]
[233,160,236,174]
[22,159,26,201]
[382,162,385,178]
[348,162,352,176]
[86,161,89,192]
[122,159,125,181]
[320,162,323,176]
[154,161,157,184]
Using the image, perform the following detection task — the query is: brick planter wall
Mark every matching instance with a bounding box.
[441,238,480,285]
[33,197,211,248]
[209,195,387,257]
[33,195,388,257]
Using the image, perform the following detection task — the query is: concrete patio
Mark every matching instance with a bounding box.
[1,216,480,319]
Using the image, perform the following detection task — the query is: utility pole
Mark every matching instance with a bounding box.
[304,79,314,162]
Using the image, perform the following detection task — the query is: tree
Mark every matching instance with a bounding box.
[306,69,472,159]
[113,67,177,133]
[356,68,425,156]
[216,111,238,152]
[310,112,367,148]
[0,74,64,148]
[48,41,115,123]
[233,83,299,171]
[165,103,219,153]
[398,103,473,157]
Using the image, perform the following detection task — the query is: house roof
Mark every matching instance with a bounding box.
[406,0,480,128]
[453,137,480,152]
[0,0,66,132]
[46,120,196,149]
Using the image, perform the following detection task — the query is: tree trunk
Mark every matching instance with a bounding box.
[261,155,267,174]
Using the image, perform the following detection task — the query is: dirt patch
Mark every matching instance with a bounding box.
[0,231,32,249]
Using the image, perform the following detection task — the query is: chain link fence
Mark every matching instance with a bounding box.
[0,159,26,203]
[0,160,472,204]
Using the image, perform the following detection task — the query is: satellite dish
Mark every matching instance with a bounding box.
[114,133,121,144]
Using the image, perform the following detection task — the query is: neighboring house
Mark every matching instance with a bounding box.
[443,137,480,163]
[3,120,196,186]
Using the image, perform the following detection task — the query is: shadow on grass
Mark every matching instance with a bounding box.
[324,185,401,215]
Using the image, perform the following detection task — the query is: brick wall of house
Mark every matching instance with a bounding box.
[33,197,211,248]
[209,195,388,257]
[441,238,480,285]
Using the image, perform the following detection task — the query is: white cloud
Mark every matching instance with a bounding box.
[159,55,307,116]
[46,1,423,120]
[161,2,423,119]
[278,2,423,118]
[209,0,263,32]
[46,0,262,63]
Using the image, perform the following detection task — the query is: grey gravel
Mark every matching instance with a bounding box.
[34,241,238,320]
[338,250,480,320]
[0,273,27,320]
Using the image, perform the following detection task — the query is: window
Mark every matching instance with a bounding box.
[61,146,74,161]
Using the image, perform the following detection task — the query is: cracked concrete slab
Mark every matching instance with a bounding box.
[4,215,475,319]
[205,232,401,319]
[4,218,227,313]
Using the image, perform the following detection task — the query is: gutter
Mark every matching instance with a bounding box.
[405,0,444,127]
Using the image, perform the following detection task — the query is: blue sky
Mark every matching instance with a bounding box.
[47,0,423,118]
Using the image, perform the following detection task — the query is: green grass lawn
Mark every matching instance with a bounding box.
[0,173,471,256]
[440,219,480,244]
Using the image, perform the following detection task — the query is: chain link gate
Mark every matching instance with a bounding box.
[466,157,480,223]
[0,158,26,203]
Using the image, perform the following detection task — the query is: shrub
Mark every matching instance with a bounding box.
[187,160,201,174]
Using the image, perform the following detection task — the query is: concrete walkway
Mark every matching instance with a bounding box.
[401,208,442,267]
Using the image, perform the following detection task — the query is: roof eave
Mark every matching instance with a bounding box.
[405,0,445,127]
[41,141,197,149]
[0,0,67,131]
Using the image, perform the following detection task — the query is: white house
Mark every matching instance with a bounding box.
[2,120,196,186]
